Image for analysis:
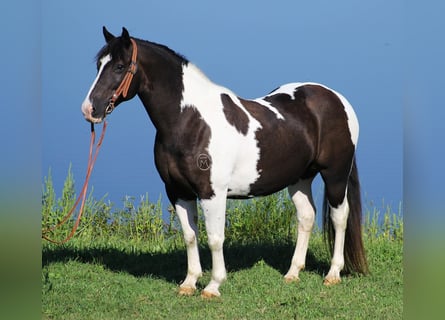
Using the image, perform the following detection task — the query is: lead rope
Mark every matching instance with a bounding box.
[42,121,107,244]
[43,38,137,244]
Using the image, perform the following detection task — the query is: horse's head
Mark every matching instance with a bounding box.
[81,27,139,123]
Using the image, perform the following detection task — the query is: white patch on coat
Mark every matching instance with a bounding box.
[269,83,301,97]
[180,63,262,197]
[81,54,112,117]
[330,89,359,147]
[253,98,285,120]
[253,82,309,120]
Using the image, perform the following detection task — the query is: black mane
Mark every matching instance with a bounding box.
[95,37,188,66]
[139,39,188,63]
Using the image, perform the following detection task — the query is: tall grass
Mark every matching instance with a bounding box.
[42,168,403,250]
[42,167,181,252]
[42,169,403,319]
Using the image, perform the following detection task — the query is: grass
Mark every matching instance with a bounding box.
[42,168,403,319]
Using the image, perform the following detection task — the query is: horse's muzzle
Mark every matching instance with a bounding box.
[81,101,104,123]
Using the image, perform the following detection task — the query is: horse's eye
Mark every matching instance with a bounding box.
[115,64,125,73]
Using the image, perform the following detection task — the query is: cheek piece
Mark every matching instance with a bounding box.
[105,38,138,115]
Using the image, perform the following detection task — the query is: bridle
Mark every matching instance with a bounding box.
[105,38,138,115]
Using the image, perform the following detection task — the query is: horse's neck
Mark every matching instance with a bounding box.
[140,62,234,134]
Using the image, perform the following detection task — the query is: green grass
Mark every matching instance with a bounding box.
[42,168,403,319]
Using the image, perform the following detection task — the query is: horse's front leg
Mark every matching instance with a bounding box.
[200,191,228,298]
[175,199,202,296]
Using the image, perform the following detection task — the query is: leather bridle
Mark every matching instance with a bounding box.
[105,38,138,115]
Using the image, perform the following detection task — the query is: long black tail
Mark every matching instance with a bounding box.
[322,158,369,274]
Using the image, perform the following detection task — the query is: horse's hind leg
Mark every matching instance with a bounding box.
[175,199,202,296]
[320,168,350,285]
[285,178,315,283]
[324,194,349,285]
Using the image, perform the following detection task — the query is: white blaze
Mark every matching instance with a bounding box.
[81,54,112,117]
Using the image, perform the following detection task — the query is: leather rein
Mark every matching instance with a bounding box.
[42,38,138,244]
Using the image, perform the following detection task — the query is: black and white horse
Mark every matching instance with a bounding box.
[82,27,368,298]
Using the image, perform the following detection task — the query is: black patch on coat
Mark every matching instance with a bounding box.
[258,84,355,206]
[154,106,215,203]
[220,94,249,135]
[238,96,318,196]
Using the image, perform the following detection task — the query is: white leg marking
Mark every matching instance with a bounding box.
[324,194,349,285]
[200,191,228,297]
[81,54,112,121]
[175,199,202,295]
[285,179,315,282]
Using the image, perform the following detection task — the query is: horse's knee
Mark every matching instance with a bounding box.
[183,231,197,246]
[294,203,315,233]
[207,233,224,251]
[297,210,315,232]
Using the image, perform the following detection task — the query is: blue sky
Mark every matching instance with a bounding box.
[40,0,405,213]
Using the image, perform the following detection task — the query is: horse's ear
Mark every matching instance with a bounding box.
[121,27,130,41]
[103,26,115,43]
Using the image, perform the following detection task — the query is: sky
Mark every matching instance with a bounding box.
[40,0,405,215]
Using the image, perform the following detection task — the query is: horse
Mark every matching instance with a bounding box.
[81,27,368,298]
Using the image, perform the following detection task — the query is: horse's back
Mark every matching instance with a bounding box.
[258,82,358,144]
[236,82,358,196]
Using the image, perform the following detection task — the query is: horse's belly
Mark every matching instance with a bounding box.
[226,173,290,198]
[226,155,261,197]
[225,155,299,198]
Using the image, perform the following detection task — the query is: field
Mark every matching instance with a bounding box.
[42,170,403,319]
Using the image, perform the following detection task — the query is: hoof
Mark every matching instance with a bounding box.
[178,286,196,296]
[323,277,341,286]
[201,290,220,299]
[284,275,300,284]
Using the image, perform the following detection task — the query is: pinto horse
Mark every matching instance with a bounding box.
[81,27,368,298]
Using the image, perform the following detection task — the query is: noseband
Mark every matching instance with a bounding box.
[105,38,138,114]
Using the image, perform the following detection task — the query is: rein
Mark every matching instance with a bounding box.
[105,38,138,114]
[43,38,138,244]
[42,122,107,244]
